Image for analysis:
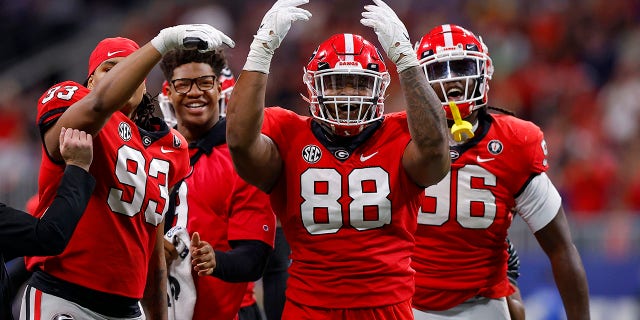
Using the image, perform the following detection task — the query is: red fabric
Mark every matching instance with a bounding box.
[177,140,275,320]
[27,81,189,298]
[413,114,547,310]
[262,107,421,309]
[25,194,38,214]
[87,37,139,77]
[282,298,413,320]
[240,282,256,308]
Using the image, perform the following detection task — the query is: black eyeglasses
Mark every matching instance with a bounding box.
[171,75,217,94]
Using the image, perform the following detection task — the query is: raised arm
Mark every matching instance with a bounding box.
[535,207,591,320]
[225,71,279,192]
[361,0,449,187]
[0,128,95,258]
[226,0,311,192]
[44,25,234,161]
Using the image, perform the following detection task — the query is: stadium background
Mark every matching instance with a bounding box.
[0,0,638,319]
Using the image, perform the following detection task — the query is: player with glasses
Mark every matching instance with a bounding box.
[171,75,217,94]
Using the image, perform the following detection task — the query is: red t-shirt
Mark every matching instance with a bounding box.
[170,121,276,320]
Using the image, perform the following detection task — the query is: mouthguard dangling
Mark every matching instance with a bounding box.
[448,100,474,142]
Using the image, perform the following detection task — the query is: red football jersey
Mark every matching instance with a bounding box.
[413,113,548,310]
[170,123,276,320]
[240,282,256,308]
[262,107,423,309]
[26,81,189,299]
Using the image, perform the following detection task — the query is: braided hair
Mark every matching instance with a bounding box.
[133,92,157,130]
[487,105,516,116]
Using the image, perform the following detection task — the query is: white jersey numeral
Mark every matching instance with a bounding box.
[418,164,497,229]
[300,167,392,235]
[41,85,79,104]
[108,145,170,226]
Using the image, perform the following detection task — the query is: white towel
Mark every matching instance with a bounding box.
[165,225,196,320]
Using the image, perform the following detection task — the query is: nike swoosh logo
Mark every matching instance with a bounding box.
[360,151,378,162]
[107,50,125,57]
[476,156,495,163]
[161,146,174,154]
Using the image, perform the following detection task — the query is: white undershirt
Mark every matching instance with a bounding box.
[514,172,561,233]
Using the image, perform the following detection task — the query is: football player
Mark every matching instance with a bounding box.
[411,24,590,320]
[226,0,449,319]
[21,26,233,319]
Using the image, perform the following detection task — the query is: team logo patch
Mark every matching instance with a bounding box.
[449,149,460,160]
[168,275,181,306]
[487,140,503,155]
[541,139,549,167]
[173,134,182,148]
[118,122,132,142]
[302,145,322,164]
[334,148,350,160]
[142,135,152,147]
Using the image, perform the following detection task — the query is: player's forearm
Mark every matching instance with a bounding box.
[225,70,281,191]
[91,44,161,114]
[400,66,447,151]
[400,66,450,183]
[550,246,591,320]
[36,165,96,255]
[142,266,168,319]
[142,228,168,320]
[212,240,272,282]
[226,70,268,152]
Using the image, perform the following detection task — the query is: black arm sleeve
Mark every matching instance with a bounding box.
[0,165,95,258]
[506,238,521,285]
[211,240,273,282]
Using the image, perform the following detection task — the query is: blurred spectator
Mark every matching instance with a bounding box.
[2,0,640,254]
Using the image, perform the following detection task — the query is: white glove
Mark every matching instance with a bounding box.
[151,24,235,55]
[360,0,418,73]
[244,0,312,74]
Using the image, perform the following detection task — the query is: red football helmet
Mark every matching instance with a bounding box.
[415,24,493,120]
[218,65,235,117]
[304,33,390,136]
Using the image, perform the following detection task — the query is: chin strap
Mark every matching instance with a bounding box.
[448,100,474,142]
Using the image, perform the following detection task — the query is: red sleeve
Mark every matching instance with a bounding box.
[37,81,89,132]
[227,175,276,247]
[530,127,549,174]
[519,120,548,175]
[498,115,548,177]
[262,106,299,150]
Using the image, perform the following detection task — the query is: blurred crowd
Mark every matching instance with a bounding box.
[0,0,639,220]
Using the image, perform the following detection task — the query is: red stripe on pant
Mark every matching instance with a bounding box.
[34,289,42,320]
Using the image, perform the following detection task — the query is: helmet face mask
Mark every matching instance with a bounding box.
[304,33,390,136]
[218,66,235,117]
[416,25,493,120]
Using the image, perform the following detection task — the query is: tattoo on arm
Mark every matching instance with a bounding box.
[399,66,448,148]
